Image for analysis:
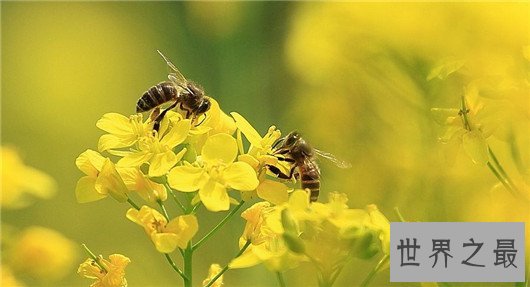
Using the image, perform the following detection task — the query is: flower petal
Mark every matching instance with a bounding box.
[98,134,136,152]
[211,110,236,135]
[75,176,107,203]
[96,113,132,135]
[224,162,259,191]
[75,149,106,176]
[149,149,183,177]
[166,214,199,249]
[237,154,260,171]
[256,179,289,205]
[231,112,263,147]
[228,248,261,269]
[462,130,489,165]
[201,133,238,164]
[117,151,152,167]
[199,179,230,212]
[430,108,460,126]
[168,165,208,192]
[161,119,191,147]
[152,233,179,253]
[95,159,129,202]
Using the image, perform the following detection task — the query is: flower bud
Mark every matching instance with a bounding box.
[282,232,306,254]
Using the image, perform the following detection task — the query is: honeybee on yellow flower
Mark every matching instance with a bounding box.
[267,131,351,202]
[137,50,211,131]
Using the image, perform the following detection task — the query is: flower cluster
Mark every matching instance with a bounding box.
[230,190,389,285]
[75,94,390,287]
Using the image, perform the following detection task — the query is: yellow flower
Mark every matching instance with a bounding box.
[229,201,303,272]
[240,202,271,243]
[78,254,130,287]
[119,167,167,202]
[8,226,77,281]
[173,98,235,158]
[431,88,490,165]
[116,114,190,177]
[126,206,198,253]
[365,204,390,255]
[231,112,281,164]
[201,263,223,287]
[1,266,24,287]
[231,112,290,204]
[203,98,236,136]
[97,113,152,152]
[75,150,129,203]
[1,146,56,209]
[167,133,259,212]
[237,190,384,280]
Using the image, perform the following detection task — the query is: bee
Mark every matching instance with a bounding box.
[266,131,351,202]
[136,50,211,131]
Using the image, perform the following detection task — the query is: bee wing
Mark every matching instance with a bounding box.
[314,149,352,169]
[157,50,187,85]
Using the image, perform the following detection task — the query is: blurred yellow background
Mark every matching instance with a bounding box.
[2,2,529,286]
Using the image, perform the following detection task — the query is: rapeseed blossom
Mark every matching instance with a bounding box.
[78,254,130,287]
[231,190,388,284]
[229,201,303,272]
[431,87,490,165]
[75,83,390,287]
[231,112,290,204]
[168,133,259,211]
[201,264,223,287]
[75,150,129,203]
[1,146,56,209]
[126,205,198,253]
[8,226,77,281]
[97,113,151,152]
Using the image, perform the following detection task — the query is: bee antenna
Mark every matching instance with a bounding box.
[157,50,171,63]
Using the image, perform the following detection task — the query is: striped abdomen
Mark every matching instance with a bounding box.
[136,81,178,113]
[300,161,321,202]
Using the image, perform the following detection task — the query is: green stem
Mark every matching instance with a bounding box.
[276,272,287,287]
[184,242,193,287]
[488,147,519,193]
[157,199,170,221]
[487,162,516,196]
[203,240,252,287]
[328,264,346,287]
[164,253,187,281]
[81,244,107,272]
[126,197,140,210]
[192,200,246,251]
[191,202,202,214]
[166,183,186,213]
[359,254,389,287]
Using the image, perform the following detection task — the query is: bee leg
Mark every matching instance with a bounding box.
[153,102,178,131]
[271,136,287,149]
[266,164,296,180]
[195,113,207,126]
[276,156,295,164]
[273,148,290,156]
[149,107,161,122]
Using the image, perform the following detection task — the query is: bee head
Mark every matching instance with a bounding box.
[284,131,301,147]
[196,97,211,114]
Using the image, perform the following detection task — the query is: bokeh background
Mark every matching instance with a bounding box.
[2,2,529,286]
